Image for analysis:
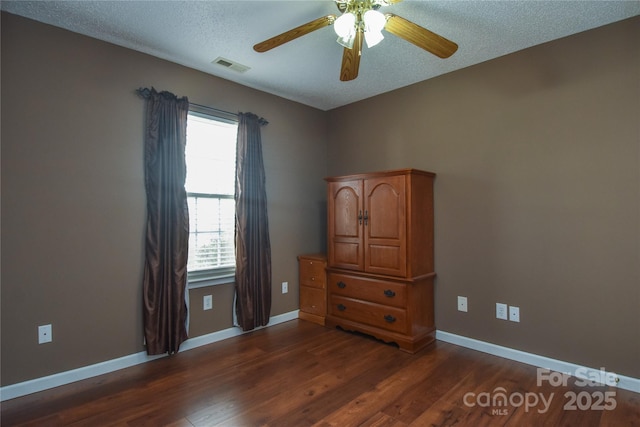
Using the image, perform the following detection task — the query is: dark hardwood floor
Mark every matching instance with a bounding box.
[2,320,639,426]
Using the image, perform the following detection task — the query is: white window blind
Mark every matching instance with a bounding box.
[185,111,237,283]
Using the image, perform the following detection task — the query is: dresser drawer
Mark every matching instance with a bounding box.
[300,286,326,316]
[299,258,326,289]
[329,295,407,334]
[327,272,406,308]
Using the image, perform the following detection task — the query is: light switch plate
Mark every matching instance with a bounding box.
[496,303,508,320]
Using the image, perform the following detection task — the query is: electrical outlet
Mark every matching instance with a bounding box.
[282,281,288,294]
[203,295,213,311]
[457,296,468,312]
[38,324,52,344]
[496,303,508,320]
[509,306,520,322]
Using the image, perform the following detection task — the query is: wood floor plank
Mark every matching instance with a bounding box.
[380,344,492,424]
[406,359,514,427]
[211,334,400,426]
[310,343,465,426]
[599,388,640,427]
[186,344,340,424]
[2,320,638,427]
[359,411,408,427]
[267,355,407,427]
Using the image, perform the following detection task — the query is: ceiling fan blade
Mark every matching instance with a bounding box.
[254,15,336,53]
[340,30,363,81]
[384,13,458,58]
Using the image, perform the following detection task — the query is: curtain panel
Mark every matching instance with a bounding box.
[235,112,272,331]
[138,87,190,355]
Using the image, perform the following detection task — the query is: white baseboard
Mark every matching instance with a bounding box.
[4,318,636,402]
[436,330,640,394]
[0,310,299,402]
[180,310,299,352]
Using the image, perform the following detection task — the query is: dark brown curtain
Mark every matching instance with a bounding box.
[138,87,190,355]
[235,112,271,331]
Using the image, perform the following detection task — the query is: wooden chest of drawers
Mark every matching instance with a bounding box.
[298,254,327,325]
[326,271,435,353]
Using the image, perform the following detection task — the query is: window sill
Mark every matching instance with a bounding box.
[188,275,235,289]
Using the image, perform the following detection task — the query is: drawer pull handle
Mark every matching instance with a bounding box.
[337,281,346,289]
[383,289,395,297]
[337,304,347,311]
[384,315,396,323]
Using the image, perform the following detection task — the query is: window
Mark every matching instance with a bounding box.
[185,110,237,284]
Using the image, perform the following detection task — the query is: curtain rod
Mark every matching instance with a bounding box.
[190,103,268,125]
[136,88,268,125]
[189,102,237,119]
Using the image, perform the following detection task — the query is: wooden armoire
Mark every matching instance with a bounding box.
[325,168,436,353]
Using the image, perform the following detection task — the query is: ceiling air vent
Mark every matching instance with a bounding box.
[212,57,250,73]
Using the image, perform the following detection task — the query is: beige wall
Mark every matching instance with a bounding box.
[1,13,327,386]
[327,17,639,377]
[2,11,638,388]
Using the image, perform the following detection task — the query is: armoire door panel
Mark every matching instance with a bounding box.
[364,175,407,277]
[366,181,403,239]
[333,243,361,268]
[331,182,362,237]
[328,180,364,270]
[368,244,402,270]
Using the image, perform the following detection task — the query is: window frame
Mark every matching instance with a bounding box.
[185,107,238,288]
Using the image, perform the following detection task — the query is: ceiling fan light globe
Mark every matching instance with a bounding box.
[363,9,386,33]
[364,30,384,48]
[337,33,356,49]
[334,12,356,37]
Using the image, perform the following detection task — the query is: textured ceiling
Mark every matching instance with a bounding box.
[2,1,639,110]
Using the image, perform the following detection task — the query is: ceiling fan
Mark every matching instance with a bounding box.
[253,0,458,82]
